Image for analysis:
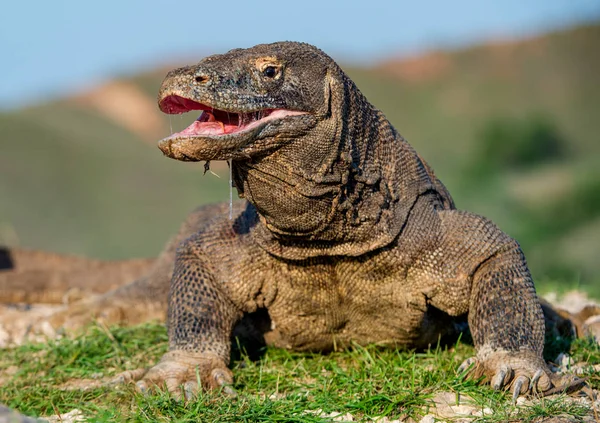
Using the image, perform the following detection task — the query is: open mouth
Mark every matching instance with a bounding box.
[160,95,306,138]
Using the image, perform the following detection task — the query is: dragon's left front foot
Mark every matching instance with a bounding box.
[458,349,585,401]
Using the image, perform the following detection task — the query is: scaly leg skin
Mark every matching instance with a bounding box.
[443,211,585,400]
[123,233,242,399]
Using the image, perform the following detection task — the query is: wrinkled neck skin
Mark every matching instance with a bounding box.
[234,71,439,260]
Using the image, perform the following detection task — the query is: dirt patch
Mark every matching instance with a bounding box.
[376,51,453,83]
[0,304,64,348]
[73,81,166,142]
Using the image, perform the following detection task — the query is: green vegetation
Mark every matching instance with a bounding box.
[0,324,597,421]
[0,26,599,289]
[475,115,569,172]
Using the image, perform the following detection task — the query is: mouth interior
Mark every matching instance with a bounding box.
[160,95,304,137]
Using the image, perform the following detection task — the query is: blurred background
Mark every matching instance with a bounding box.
[1,1,599,296]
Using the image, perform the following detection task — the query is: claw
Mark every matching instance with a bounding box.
[492,365,512,390]
[458,357,476,375]
[213,369,230,385]
[212,368,237,397]
[530,369,543,393]
[512,386,520,403]
[541,375,587,397]
[512,375,529,402]
[136,380,149,394]
[109,368,147,386]
[183,381,199,401]
[223,385,238,397]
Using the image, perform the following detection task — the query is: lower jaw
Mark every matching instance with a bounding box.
[157,132,257,162]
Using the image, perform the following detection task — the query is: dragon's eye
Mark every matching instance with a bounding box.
[263,66,277,78]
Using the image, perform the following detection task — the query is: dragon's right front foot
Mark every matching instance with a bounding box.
[458,349,586,401]
[114,351,236,400]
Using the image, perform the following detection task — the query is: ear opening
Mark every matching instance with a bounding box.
[322,69,344,119]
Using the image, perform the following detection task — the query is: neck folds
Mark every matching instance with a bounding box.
[233,112,434,261]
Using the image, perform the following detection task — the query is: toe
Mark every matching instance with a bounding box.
[110,368,147,385]
[183,381,199,401]
[529,369,543,392]
[491,365,513,390]
[135,379,149,394]
[534,370,552,392]
[511,375,529,402]
[211,368,237,396]
[457,357,477,375]
[212,368,233,387]
[165,377,187,400]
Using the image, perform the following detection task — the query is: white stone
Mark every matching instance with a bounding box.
[45,409,85,423]
[418,415,436,423]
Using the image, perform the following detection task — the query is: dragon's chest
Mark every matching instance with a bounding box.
[264,259,430,351]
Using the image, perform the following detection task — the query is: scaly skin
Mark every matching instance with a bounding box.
[0,42,589,401]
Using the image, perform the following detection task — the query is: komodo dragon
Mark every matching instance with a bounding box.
[0,42,591,402]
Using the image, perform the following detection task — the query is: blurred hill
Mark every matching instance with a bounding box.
[1,23,599,295]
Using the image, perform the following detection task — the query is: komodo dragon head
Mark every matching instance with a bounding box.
[156,41,445,259]
[157,42,338,161]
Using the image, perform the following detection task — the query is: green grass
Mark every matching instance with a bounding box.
[0,324,597,422]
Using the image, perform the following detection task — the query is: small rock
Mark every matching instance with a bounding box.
[556,353,571,371]
[472,407,493,417]
[570,362,600,375]
[328,411,354,422]
[39,321,57,339]
[546,291,595,314]
[583,315,600,341]
[303,409,354,422]
[44,409,85,423]
[428,391,482,418]
[0,404,41,423]
[418,415,435,423]
[372,417,402,423]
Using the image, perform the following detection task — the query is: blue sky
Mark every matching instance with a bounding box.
[1,0,598,109]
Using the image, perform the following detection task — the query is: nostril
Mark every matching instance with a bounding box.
[194,75,209,84]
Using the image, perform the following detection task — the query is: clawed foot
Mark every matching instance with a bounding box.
[112,351,236,400]
[458,349,586,402]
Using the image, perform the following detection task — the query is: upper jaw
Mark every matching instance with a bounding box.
[157,93,308,162]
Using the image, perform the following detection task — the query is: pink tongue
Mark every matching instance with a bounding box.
[175,121,240,136]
